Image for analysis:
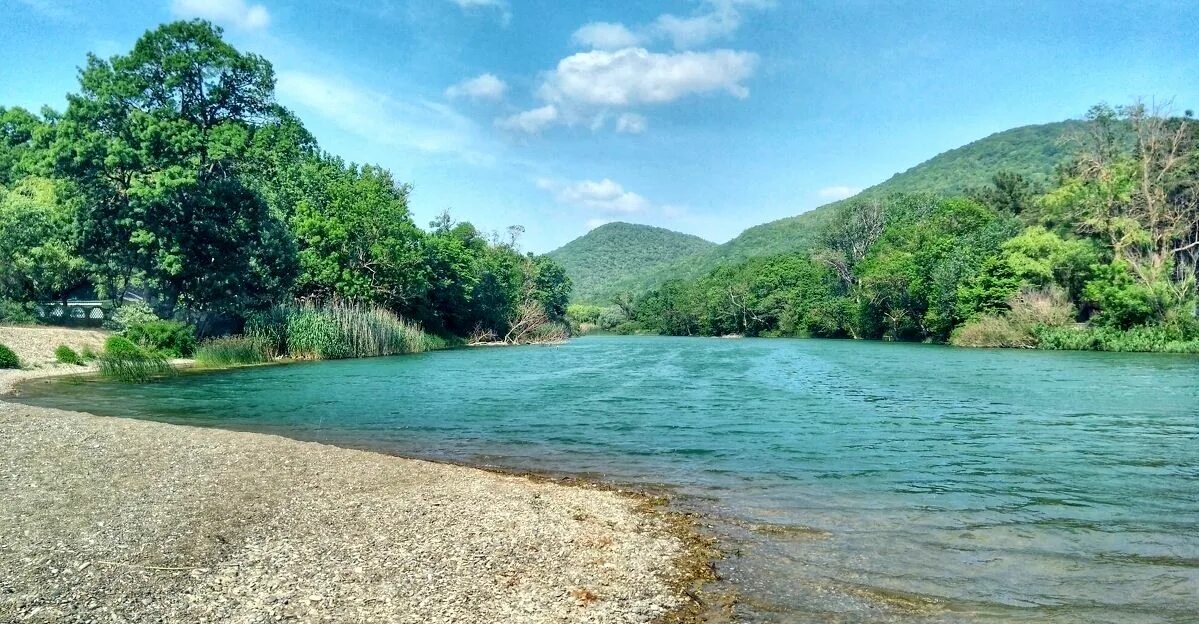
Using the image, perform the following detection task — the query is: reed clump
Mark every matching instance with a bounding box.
[97,336,173,382]
[194,336,272,368]
[246,301,440,360]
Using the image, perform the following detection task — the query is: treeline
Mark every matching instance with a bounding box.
[0,21,570,343]
[573,104,1199,352]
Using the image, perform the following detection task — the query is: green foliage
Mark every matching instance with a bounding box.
[54,20,296,314]
[557,121,1081,300]
[0,343,19,369]
[103,335,144,358]
[54,345,83,365]
[107,302,160,331]
[547,222,716,304]
[194,336,271,367]
[0,177,88,303]
[80,345,98,360]
[98,336,172,381]
[123,319,197,358]
[252,301,436,360]
[0,299,37,324]
[1035,325,1199,353]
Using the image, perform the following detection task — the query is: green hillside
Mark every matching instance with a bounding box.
[547,222,716,303]
[574,120,1082,302]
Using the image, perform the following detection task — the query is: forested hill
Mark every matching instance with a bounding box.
[547,222,715,303]
[571,120,1081,303]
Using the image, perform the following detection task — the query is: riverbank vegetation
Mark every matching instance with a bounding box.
[0,20,570,353]
[582,104,1199,352]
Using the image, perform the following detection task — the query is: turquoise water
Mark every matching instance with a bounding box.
[15,336,1199,622]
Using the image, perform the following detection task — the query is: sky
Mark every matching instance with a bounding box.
[2,0,1198,252]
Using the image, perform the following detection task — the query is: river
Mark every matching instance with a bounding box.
[15,336,1199,623]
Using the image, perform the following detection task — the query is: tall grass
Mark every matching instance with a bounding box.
[247,300,440,360]
[194,336,271,368]
[97,336,173,382]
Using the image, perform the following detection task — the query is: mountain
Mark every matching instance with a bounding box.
[547,222,717,303]
[565,120,1082,302]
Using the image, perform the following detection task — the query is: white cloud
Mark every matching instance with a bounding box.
[538,47,757,107]
[571,22,643,50]
[496,105,560,134]
[818,186,862,200]
[569,0,774,51]
[171,0,270,31]
[277,71,489,162]
[447,0,510,25]
[615,113,648,134]
[538,178,650,214]
[445,73,507,101]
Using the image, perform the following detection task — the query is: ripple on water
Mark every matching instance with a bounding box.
[13,336,1199,623]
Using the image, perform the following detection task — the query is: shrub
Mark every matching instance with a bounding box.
[1036,324,1199,353]
[194,336,271,368]
[124,319,197,357]
[80,345,98,360]
[0,343,20,369]
[1006,286,1075,329]
[104,335,144,358]
[106,301,160,331]
[950,314,1035,348]
[98,336,172,382]
[54,345,83,365]
[0,300,37,324]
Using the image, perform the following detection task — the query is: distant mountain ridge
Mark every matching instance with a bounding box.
[546,222,716,303]
[553,120,1081,303]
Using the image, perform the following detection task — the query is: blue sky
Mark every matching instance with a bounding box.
[3,0,1198,252]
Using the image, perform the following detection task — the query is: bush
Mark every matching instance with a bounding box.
[194,336,271,368]
[952,287,1073,349]
[104,335,144,358]
[0,343,20,369]
[123,319,197,357]
[106,301,160,331]
[54,345,83,365]
[951,314,1035,348]
[1036,324,1199,353]
[98,335,172,382]
[80,345,98,360]
[0,300,37,324]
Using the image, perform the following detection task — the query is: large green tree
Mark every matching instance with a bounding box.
[53,20,296,313]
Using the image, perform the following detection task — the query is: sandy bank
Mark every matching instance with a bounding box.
[0,396,694,623]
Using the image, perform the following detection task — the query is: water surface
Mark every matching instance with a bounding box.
[16,336,1199,622]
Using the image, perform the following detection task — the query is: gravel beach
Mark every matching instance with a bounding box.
[0,327,699,623]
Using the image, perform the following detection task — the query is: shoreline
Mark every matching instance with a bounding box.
[0,365,722,623]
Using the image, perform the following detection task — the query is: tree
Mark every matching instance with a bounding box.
[0,177,89,302]
[53,20,295,313]
[291,159,425,309]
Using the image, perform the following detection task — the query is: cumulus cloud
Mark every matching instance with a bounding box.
[447,0,510,24]
[171,0,270,31]
[277,70,489,162]
[538,178,650,214]
[818,186,862,200]
[615,113,648,134]
[495,105,560,134]
[571,21,643,50]
[445,73,507,101]
[539,47,757,107]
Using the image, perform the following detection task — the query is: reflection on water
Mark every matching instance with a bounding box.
[14,336,1199,623]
